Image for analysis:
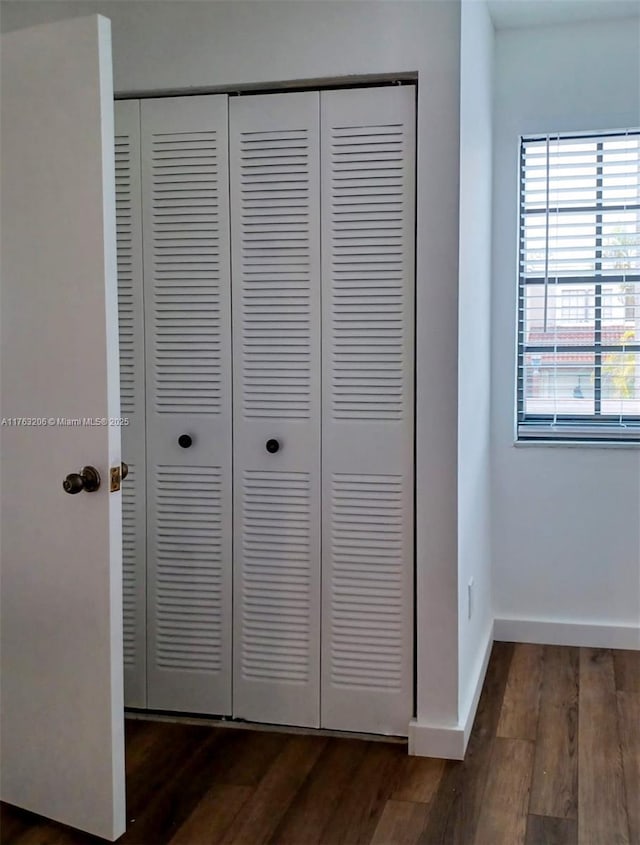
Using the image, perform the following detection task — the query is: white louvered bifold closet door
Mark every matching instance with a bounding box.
[320,86,415,735]
[230,93,321,727]
[141,95,233,714]
[115,99,147,708]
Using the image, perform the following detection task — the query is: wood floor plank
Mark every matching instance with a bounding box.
[123,716,149,744]
[418,642,515,845]
[269,738,368,844]
[370,800,430,845]
[613,650,640,693]
[617,691,640,845]
[524,814,578,845]
[391,756,445,804]
[4,645,637,845]
[202,728,287,787]
[168,784,253,845]
[318,741,406,845]
[529,646,579,820]
[497,644,544,741]
[578,649,630,845]
[9,824,99,845]
[124,718,181,780]
[123,717,159,765]
[221,735,327,845]
[4,726,156,845]
[6,809,107,845]
[10,826,71,845]
[123,725,282,843]
[120,727,224,844]
[472,737,535,845]
[0,804,34,845]
[124,721,219,822]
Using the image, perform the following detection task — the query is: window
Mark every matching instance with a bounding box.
[517,130,640,442]
[560,288,589,323]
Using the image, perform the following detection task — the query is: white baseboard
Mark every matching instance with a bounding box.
[408,621,494,760]
[408,719,465,759]
[494,617,640,651]
[460,620,494,748]
[410,616,639,761]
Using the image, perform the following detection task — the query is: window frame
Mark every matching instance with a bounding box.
[516,129,640,444]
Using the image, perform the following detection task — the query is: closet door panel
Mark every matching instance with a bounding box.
[115,99,147,709]
[142,95,232,714]
[320,86,415,735]
[230,92,321,728]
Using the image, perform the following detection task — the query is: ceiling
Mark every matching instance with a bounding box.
[486,0,640,29]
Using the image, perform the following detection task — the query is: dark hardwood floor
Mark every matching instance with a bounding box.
[2,644,638,844]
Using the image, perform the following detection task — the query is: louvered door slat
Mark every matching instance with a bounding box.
[114,100,147,708]
[321,86,415,736]
[142,95,232,714]
[230,92,321,728]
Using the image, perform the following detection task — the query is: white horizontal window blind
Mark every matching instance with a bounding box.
[517,130,640,442]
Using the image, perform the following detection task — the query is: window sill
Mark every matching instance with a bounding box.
[514,438,640,449]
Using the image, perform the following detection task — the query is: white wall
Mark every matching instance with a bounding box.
[1,0,464,748]
[492,17,640,647]
[458,0,494,727]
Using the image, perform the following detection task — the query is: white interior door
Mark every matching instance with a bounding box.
[320,86,415,735]
[230,92,322,728]
[0,15,126,841]
[141,95,233,714]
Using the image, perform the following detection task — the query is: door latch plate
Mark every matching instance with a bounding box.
[110,466,121,492]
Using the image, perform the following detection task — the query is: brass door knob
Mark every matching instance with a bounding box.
[63,466,101,494]
[121,462,129,480]
[63,473,84,494]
